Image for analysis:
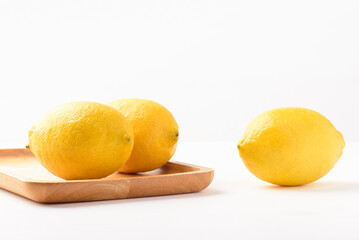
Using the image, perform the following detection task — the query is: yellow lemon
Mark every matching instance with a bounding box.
[28,102,134,180]
[238,107,345,186]
[109,98,179,173]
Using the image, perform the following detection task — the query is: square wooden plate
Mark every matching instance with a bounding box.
[0,149,214,203]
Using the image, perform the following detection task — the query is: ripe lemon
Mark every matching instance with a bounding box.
[28,102,134,180]
[108,98,179,173]
[238,107,345,186]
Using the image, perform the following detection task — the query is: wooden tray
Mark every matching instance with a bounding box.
[0,149,214,203]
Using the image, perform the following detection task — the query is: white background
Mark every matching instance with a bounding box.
[0,1,359,240]
[0,0,358,145]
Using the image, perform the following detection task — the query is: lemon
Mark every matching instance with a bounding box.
[108,99,179,173]
[28,102,134,180]
[238,107,345,186]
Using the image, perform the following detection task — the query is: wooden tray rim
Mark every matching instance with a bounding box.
[0,148,214,184]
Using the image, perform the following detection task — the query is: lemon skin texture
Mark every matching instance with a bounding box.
[29,102,134,180]
[109,99,179,173]
[238,107,345,186]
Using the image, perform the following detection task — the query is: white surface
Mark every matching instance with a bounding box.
[0,141,358,240]
[0,0,359,144]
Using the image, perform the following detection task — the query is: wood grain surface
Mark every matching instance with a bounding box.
[0,149,214,203]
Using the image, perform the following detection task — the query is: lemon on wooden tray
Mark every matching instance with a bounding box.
[109,98,179,173]
[28,102,134,180]
[237,107,345,186]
